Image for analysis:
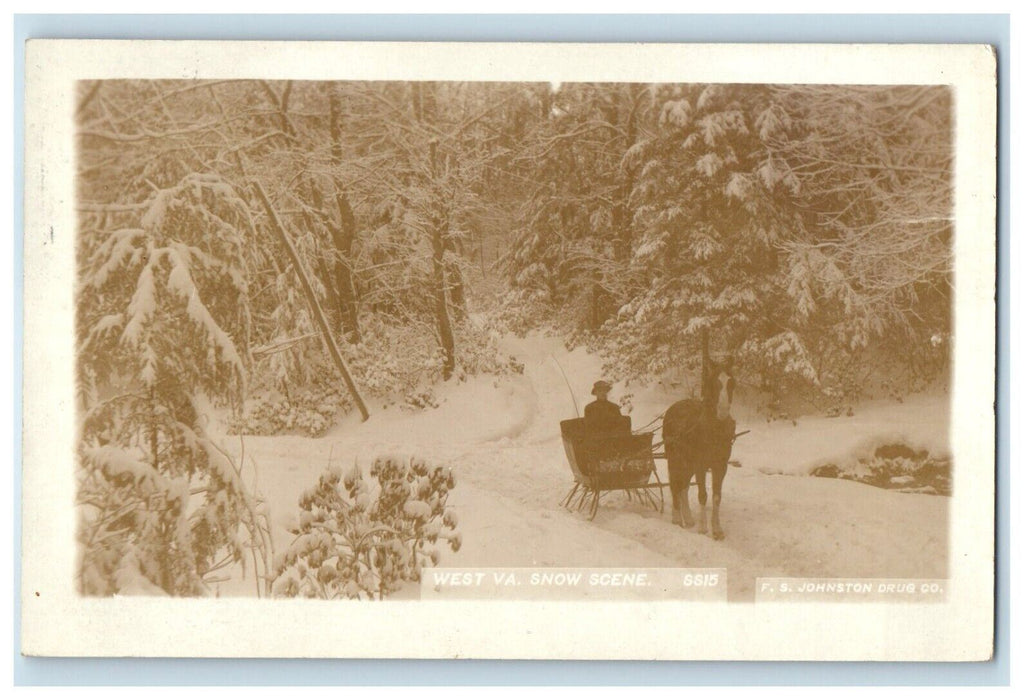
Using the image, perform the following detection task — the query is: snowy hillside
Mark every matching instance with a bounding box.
[216,332,950,602]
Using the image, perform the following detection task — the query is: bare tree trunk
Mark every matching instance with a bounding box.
[440,152,466,320]
[252,182,370,421]
[701,326,711,392]
[431,223,457,381]
[258,80,362,346]
[442,232,466,320]
[539,83,552,121]
[590,281,601,330]
[330,197,361,341]
[308,180,361,343]
[428,139,456,381]
[326,84,362,342]
[315,252,345,330]
[612,85,643,264]
[259,80,295,139]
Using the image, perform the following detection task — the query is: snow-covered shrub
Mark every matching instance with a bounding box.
[403,390,439,411]
[272,456,461,600]
[340,316,520,390]
[237,316,438,433]
[494,286,559,337]
[229,386,342,438]
[239,314,519,434]
[811,442,952,496]
[343,317,445,397]
[453,321,524,380]
[77,174,271,596]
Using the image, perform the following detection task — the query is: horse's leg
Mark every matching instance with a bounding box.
[711,462,727,540]
[672,457,696,527]
[677,482,693,528]
[669,472,687,526]
[696,465,709,535]
[668,446,693,527]
[668,435,692,527]
[667,446,681,524]
[673,448,695,527]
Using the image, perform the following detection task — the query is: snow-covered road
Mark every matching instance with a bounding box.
[224,333,949,601]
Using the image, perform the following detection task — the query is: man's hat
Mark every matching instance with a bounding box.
[591,380,613,396]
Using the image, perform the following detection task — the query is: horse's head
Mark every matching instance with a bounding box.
[703,359,735,421]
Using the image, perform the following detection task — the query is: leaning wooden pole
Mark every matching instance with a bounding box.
[252,182,370,422]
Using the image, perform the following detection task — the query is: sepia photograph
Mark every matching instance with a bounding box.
[21,40,997,660]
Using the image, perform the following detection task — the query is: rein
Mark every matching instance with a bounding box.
[632,410,667,435]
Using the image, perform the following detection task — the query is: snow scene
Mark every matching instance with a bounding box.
[213,331,949,602]
[74,81,953,601]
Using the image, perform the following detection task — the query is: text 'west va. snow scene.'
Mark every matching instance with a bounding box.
[76,81,952,601]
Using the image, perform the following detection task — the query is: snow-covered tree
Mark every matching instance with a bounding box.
[343,81,529,380]
[503,83,654,333]
[76,174,269,595]
[75,78,952,437]
[502,82,952,401]
[766,85,954,394]
[604,84,798,383]
[77,79,520,432]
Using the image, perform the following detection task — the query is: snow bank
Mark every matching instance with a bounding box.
[210,331,951,600]
[732,392,951,476]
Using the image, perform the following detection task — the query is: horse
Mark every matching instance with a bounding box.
[661,361,737,540]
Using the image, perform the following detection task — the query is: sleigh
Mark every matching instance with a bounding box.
[559,416,668,520]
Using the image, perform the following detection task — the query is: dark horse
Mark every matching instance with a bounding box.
[661,361,737,540]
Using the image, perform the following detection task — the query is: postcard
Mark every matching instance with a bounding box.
[21,40,996,660]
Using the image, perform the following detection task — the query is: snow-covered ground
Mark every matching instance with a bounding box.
[217,332,950,602]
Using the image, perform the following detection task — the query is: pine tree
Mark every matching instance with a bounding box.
[77,174,265,595]
[502,82,952,400]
